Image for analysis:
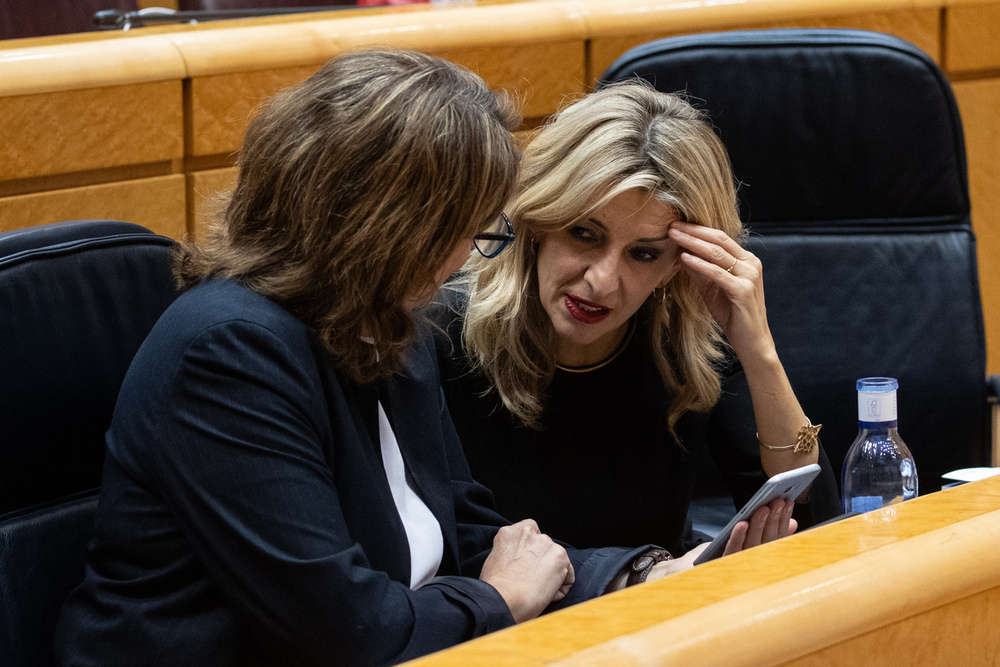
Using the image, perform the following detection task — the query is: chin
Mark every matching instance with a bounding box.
[555,325,607,348]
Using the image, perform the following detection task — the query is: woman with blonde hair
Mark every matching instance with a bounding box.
[436,79,840,557]
[54,49,671,667]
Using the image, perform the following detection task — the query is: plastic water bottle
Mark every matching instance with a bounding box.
[841,377,918,513]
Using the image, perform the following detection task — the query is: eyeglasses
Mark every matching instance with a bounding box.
[473,213,515,258]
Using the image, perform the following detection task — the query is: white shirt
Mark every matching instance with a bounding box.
[377,401,444,589]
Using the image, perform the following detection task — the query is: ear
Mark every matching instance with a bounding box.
[658,262,682,289]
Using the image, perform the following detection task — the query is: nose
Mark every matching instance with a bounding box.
[584,250,621,298]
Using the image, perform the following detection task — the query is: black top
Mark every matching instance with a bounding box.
[432,292,841,556]
[54,279,644,667]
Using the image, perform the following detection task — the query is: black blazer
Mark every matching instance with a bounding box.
[54,279,641,667]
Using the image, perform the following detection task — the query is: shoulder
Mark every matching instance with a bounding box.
[164,279,308,342]
[128,279,327,399]
[109,280,334,473]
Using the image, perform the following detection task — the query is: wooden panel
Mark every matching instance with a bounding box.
[0,81,183,181]
[580,0,942,39]
[954,77,1000,374]
[188,40,585,158]
[188,167,237,240]
[945,2,1000,72]
[0,175,187,240]
[434,41,587,120]
[589,8,941,86]
[781,585,1000,666]
[406,477,1000,666]
[188,66,317,157]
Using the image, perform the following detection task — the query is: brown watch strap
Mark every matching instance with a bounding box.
[625,548,673,587]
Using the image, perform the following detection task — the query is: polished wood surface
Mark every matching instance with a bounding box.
[169,2,586,77]
[0,175,186,239]
[188,66,317,157]
[404,476,1000,666]
[0,81,183,182]
[946,2,1000,71]
[1,0,999,380]
[0,35,186,96]
[780,586,1000,665]
[186,39,584,158]
[955,78,1000,385]
[188,166,236,240]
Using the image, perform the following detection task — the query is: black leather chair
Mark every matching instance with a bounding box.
[600,29,989,496]
[0,220,180,667]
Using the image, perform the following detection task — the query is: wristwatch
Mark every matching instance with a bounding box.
[607,547,674,592]
[625,548,674,586]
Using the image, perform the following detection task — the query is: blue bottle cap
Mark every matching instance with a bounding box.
[856,377,898,392]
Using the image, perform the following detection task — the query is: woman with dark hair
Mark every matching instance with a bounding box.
[436,80,840,558]
[54,49,664,667]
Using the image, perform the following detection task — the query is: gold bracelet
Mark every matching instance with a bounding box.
[757,420,821,454]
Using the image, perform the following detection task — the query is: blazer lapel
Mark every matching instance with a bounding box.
[380,373,461,576]
[315,356,412,585]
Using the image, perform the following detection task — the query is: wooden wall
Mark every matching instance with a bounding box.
[1,0,998,372]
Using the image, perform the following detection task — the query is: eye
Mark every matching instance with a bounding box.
[630,247,661,263]
[568,226,597,243]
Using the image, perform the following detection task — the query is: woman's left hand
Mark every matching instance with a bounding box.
[721,497,798,556]
[667,221,774,363]
[644,498,798,582]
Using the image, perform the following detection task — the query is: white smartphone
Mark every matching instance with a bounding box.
[692,463,821,565]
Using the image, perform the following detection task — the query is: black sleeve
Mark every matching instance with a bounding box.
[137,320,515,666]
[705,357,842,529]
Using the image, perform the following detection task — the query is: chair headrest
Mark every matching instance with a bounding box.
[600,28,969,229]
[0,220,180,514]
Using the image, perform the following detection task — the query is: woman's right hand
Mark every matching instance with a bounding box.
[479,519,575,623]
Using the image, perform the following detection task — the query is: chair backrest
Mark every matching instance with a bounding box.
[0,493,99,667]
[600,29,987,492]
[0,220,180,667]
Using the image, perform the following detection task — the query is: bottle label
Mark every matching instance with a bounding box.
[858,389,897,422]
[850,496,884,513]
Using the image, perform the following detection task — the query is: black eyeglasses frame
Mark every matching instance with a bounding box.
[473,213,515,259]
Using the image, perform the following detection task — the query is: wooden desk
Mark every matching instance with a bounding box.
[406,476,1000,665]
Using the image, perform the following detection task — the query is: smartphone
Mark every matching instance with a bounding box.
[692,463,821,565]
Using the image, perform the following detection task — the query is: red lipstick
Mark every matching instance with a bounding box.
[565,295,611,324]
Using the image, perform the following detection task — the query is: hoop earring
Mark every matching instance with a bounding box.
[654,287,668,305]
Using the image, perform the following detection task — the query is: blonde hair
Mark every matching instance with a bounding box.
[462,79,743,434]
[175,48,521,384]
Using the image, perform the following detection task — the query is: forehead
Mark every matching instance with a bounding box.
[589,189,680,237]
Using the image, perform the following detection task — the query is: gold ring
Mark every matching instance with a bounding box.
[726,259,738,274]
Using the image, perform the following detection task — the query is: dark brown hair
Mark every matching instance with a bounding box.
[175,48,521,383]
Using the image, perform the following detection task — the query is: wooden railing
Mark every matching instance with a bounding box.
[404,474,1000,665]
